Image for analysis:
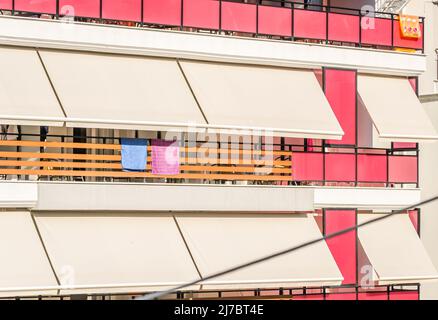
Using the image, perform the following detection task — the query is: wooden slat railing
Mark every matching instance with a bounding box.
[0,140,293,182]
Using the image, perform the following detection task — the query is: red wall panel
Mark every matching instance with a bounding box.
[183,0,219,29]
[258,5,291,37]
[409,210,419,234]
[292,152,323,182]
[389,291,419,300]
[143,0,181,25]
[59,0,100,18]
[0,0,12,10]
[102,0,141,22]
[325,153,356,182]
[221,1,256,33]
[388,156,418,183]
[15,0,56,14]
[328,13,360,43]
[357,154,387,183]
[324,69,357,145]
[293,294,324,300]
[361,17,392,46]
[393,21,423,50]
[293,9,326,40]
[358,292,388,300]
[325,210,357,285]
[326,293,356,300]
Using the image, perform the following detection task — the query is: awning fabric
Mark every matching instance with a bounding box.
[0,211,58,297]
[0,47,65,126]
[175,214,343,290]
[34,213,201,294]
[358,74,438,141]
[38,50,207,131]
[179,61,344,139]
[358,213,438,284]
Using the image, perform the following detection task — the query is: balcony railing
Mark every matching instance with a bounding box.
[0,0,425,53]
[0,133,419,187]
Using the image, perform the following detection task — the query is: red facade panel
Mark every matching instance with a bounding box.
[357,154,387,183]
[358,292,388,300]
[15,0,56,14]
[59,0,100,18]
[183,0,219,30]
[361,17,392,46]
[325,153,356,182]
[389,291,419,300]
[143,0,181,26]
[328,13,360,43]
[102,0,141,22]
[293,295,324,300]
[324,69,357,145]
[292,153,323,182]
[293,9,326,40]
[326,293,356,300]
[393,20,424,50]
[258,5,291,37]
[0,0,12,10]
[388,156,418,183]
[409,210,419,233]
[221,2,257,33]
[325,210,357,285]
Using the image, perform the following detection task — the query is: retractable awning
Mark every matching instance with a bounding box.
[179,61,344,139]
[0,211,58,297]
[38,50,207,132]
[33,213,201,295]
[358,74,438,142]
[175,214,343,290]
[358,213,438,284]
[0,47,65,127]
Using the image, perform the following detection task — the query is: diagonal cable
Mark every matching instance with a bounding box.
[138,195,438,300]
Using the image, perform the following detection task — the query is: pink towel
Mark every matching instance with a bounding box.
[151,139,180,175]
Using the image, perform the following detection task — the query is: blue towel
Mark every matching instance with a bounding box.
[121,138,148,172]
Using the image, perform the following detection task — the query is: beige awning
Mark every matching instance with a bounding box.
[0,47,65,127]
[179,61,344,139]
[358,213,438,284]
[38,50,207,132]
[358,74,438,142]
[0,211,58,297]
[175,214,343,290]
[34,213,201,295]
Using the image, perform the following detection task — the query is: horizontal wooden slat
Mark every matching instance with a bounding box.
[0,152,292,166]
[0,140,292,157]
[0,169,293,181]
[0,160,292,174]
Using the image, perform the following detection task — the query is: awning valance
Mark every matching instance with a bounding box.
[0,47,65,127]
[358,213,438,285]
[38,50,207,132]
[33,213,201,295]
[179,61,344,139]
[358,74,438,142]
[0,211,58,297]
[175,214,343,290]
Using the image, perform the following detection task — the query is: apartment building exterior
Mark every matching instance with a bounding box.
[0,0,437,300]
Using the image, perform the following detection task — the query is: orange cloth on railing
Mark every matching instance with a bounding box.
[399,15,421,39]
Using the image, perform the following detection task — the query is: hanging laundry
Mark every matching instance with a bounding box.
[151,139,180,175]
[120,138,148,172]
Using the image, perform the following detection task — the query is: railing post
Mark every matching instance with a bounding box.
[322,140,326,186]
[12,0,15,15]
[256,1,259,37]
[358,9,362,48]
[386,149,389,188]
[416,147,420,188]
[391,13,394,49]
[180,0,184,31]
[219,0,222,34]
[56,0,59,19]
[421,17,425,54]
[325,5,329,44]
[291,2,294,41]
[141,0,144,27]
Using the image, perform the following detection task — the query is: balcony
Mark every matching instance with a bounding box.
[0,0,425,53]
[0,131,419,188]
